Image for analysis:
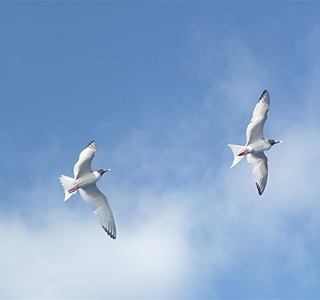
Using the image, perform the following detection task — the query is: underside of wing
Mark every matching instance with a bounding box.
[79,184,116,239]
[247,152,268,195]
[246,90,270,145]
[73,141,97,179]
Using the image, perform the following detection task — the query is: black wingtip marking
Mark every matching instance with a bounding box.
[256,90,269,105]
[256,183,263,196]
[258,90,268,101]
[84,140,96,150]
[103,226,116,239]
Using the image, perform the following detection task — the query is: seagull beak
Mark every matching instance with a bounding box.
[276,141,282,143]
[100,169,111,175]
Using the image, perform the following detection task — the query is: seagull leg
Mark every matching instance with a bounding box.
[68,183,79,194]
[238,149,249,156]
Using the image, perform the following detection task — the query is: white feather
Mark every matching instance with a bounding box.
[79,185,116,239]
[73,141,97,179]
[246,90,270,145]
[247,152,268,196]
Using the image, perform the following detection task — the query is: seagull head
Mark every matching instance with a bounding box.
[97,169,111,175]
[268,139,282,146]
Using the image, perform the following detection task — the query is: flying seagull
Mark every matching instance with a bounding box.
[228,90,281,195]
[60,141,116,239]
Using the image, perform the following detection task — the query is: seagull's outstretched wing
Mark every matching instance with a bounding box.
[247,152,268,195]
[74,141,97,179]
[246,90,270,145]
[79,184,116,239]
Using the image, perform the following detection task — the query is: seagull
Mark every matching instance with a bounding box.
[228,90,281,195]
[60,141,116,239]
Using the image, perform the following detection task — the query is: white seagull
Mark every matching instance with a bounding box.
[228,90,281,195]
[60,141,116,239]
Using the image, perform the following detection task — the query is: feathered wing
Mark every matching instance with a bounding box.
[73,141,97,179]
[79,184,116,239]
[247,152,268,195]
[246,90,270,145]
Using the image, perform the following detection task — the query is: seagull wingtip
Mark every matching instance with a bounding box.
[256,183,264,196]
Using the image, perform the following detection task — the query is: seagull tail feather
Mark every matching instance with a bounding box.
[59,175,77,201]
[228,144,246,168]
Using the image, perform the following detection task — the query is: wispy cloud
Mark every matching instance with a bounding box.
[2,18,320,299]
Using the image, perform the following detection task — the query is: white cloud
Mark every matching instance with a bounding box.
[3,22,320,299]
[0,185,196,298]
[2,97,320,298]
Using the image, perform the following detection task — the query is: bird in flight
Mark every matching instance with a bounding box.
[228,90,281,195]
[60,141,116,239]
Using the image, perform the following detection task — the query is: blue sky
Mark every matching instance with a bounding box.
[1,1,320,298]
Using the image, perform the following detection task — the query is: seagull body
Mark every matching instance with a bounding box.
[60,141,116,239]
[228,90,281,195]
